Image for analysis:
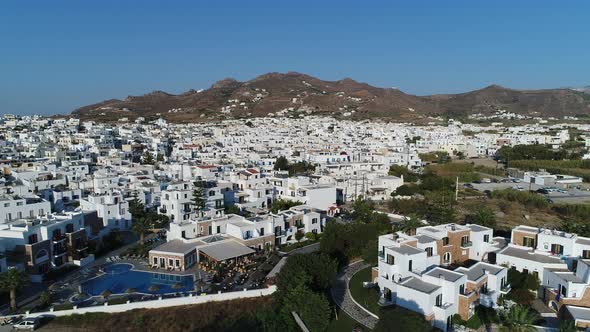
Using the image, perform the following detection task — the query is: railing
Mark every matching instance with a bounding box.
[53,235,67,242]
[501,284,511,293]
[378,251,385,258]
[461,241,473,248]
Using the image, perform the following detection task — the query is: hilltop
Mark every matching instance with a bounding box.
[71,72,590,122]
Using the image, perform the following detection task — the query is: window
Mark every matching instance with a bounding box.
[408,260,413,271]
[425,247,433,257]
[260,228,264,236]
[551,244,564,255]
[387,254,395,265]
[442,237,450,246]
[216,226,221,233]
[459,284,465,295]
[443,252,451,264]
[483,234,490,243]
[461,235,470,247]
[312,218,318,224]
[153,257,158,265]
[583,250,590,259]
[523,236,535,248]
[175,259,180,267]
[435,294,442,307]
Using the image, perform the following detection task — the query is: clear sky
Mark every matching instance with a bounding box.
[1,0,589,115]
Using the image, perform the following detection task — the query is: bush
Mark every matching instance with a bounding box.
[53,303,74,311]
[491,189,549,209]
[393,184,418,196]
[107,297,128,305]
[507,288,536,305]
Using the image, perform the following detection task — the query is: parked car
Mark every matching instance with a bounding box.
[13,317,40,330]
[463,183,474,188]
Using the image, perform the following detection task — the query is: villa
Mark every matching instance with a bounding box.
[496,225,590,327]
[374,223,509,331]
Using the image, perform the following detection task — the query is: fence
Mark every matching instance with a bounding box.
[17,286,276,319]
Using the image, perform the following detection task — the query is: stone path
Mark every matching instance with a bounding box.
[330,260,379,329]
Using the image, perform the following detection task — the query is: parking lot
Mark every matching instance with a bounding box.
[470,180,590,204]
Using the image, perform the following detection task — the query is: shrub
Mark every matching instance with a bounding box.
[53,303,74,311]
[507,288,536,305]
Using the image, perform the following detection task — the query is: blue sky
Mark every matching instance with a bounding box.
[1,1,589,115]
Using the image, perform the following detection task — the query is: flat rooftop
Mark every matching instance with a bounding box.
[456,262,504,282]
[388,245,424,256]
[498,246,564,264]
[424,267,464,282]
[401,277,440,294]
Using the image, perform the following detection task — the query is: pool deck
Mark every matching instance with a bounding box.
[114,259,212,280]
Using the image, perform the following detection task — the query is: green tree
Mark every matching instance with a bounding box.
[375,307,434,332]
[141,151,155,165]
[351,198,374,223]
[393,184,419,196]
[499,305,541,332]
[225,204,241,215]
[295,231,304,243]
[362,239,378,265]
[270,199,302,213]
[388,165,418,182]
[192,180,207,217]
[276,253,337,292]
[40,290,53,307]
[469,207,497,228]
[279,284,331,332]
[131,216,152,245]
[274,156,290,171]
[129,193,144,218]
[156,153,164,162]
[558,319,577,332]
[0,268,29,311]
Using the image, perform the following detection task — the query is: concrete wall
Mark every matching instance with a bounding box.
[19,286,277,319]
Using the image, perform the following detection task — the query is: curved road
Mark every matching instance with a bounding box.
[330,261,379,330]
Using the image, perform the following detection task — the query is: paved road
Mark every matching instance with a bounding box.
[330,261,378,330]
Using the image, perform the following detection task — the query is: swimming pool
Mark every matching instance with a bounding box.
[81,263,194,296]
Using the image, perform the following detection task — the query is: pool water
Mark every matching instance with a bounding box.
[81,263,194,296]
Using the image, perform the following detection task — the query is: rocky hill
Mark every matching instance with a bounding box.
[72,72,590,122]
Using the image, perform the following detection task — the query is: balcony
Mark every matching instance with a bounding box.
[275,230,287,237]
[53,246,67,256]
[53,234,67,243]
[500,284,511,294]
[461,241,473,248]
[378,251,385,259]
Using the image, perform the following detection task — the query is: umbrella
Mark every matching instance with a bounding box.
[101,290,112,299]
[148,285,161,293]
[172,283,184,290]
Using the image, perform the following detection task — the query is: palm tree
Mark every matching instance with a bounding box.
[500,305,541,332]
[470,207,497,228]
[397,215,423,236]
[0,268,29,311]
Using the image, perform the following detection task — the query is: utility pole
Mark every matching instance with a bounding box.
[455,176,459,201]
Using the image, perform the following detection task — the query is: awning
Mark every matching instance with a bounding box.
[199,241,255,261]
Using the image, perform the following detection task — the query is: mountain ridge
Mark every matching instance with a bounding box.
[71,72,590,122]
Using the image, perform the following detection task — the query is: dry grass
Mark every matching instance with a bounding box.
[47,296,274,332]
[457,198,561,230]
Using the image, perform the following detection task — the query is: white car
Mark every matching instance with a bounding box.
[13,317,40,330]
